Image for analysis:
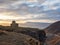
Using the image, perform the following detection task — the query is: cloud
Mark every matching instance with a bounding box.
[41,0,60,11]
[0,0,60,23]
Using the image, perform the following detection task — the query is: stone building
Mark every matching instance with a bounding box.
[11,21,19,28]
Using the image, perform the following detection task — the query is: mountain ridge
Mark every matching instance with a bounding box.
[45,21,60,34]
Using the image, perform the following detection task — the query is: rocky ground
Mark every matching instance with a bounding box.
[0,30,40,45]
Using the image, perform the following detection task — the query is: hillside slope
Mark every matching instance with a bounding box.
[0,30,40,45]
[45,21,60,45]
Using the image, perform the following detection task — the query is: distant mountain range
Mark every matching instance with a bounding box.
[20,22,51,29]
[0,22,51,29]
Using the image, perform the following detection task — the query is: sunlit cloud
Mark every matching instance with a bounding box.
[26,19,57,23]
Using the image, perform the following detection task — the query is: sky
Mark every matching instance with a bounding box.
[0,0,60,25]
